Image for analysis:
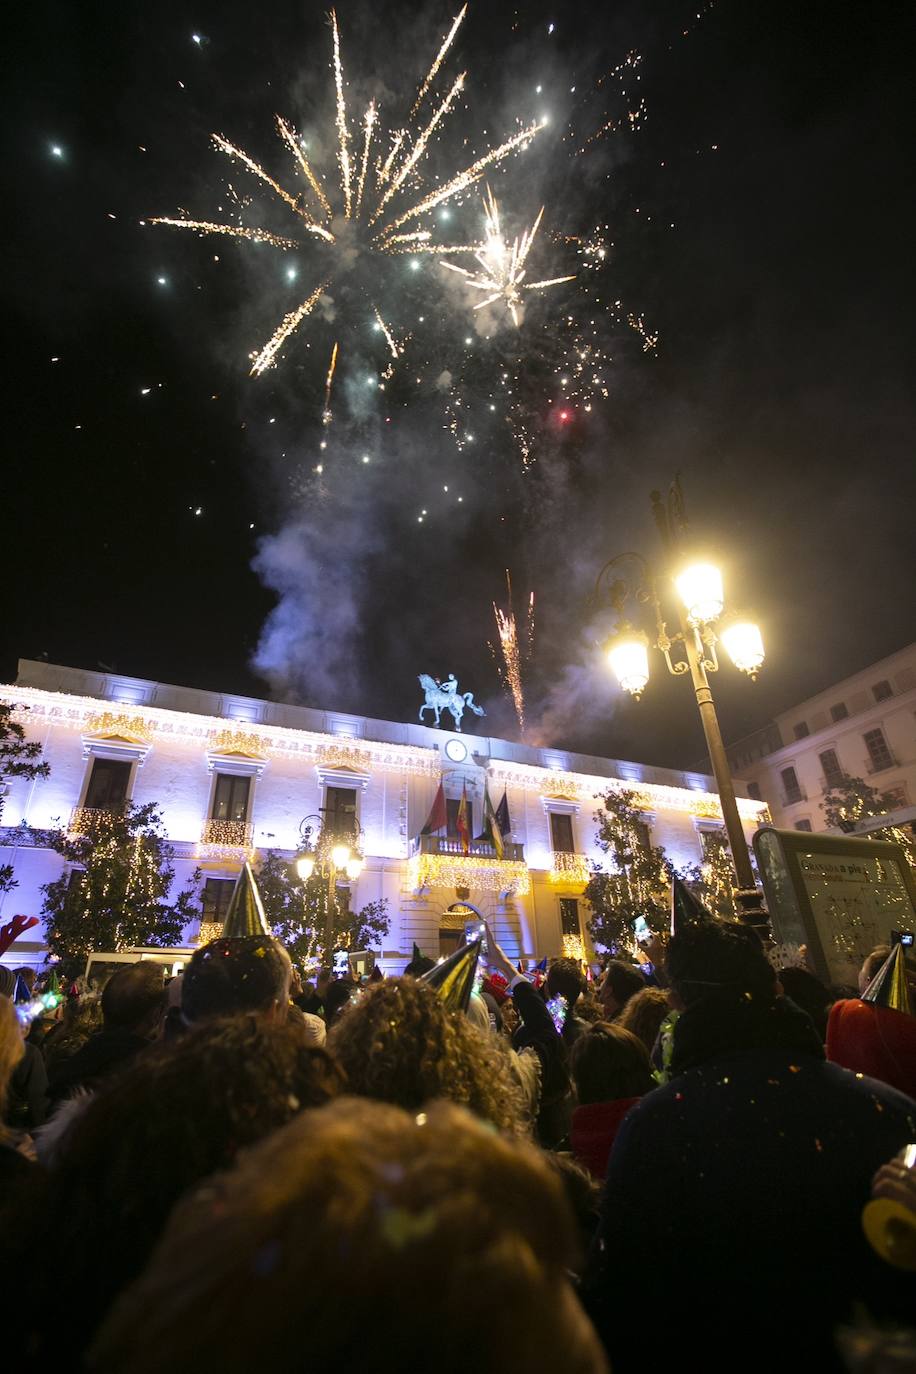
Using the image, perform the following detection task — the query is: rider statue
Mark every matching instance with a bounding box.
[418,673,486,732]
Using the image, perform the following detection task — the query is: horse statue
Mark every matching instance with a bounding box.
[418,674,486,733]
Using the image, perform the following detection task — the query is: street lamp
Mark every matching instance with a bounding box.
[294,812,365,956]
[594,478,766,923]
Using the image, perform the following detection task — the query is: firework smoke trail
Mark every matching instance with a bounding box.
[441,188,575,327]
[490,571,535,736]
[151,5,544,408]
[322,342,339,424]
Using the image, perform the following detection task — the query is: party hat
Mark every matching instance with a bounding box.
[412,942,424,961]
[13,974,31,1004]
[671,875,715,936]
[420,938,481,1013]
[369,964,384,983]
[221,863,272,939]
[861,943,912,1016]
[535,956,548,973]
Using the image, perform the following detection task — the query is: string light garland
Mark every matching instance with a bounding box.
[549,851,591,885]
[407,851,531,896]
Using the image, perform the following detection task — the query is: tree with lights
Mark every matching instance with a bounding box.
[821,776,915,867]
[256,848,390,970]
[0,703,50,895]
[40,803,200,981]
[584,787,672,951]
[678,829,739,920]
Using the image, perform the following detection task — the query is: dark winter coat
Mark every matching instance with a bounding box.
[47,1027,149,1103]
[584,993,916,1373]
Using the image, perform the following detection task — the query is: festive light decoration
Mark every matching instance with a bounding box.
[407,850,530,896]
[208,729,268,758]
[199,818,254,861]
[550,851,591,885]
[85,712,154,743]
[151,6,544,406]
[562,933,586,962]
[197,921,223,947]
[68,807,119,837]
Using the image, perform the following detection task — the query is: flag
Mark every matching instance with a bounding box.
[456,783,470,855]
[421,781,447,835]
[494,789,511,837]
[484,785,504,860]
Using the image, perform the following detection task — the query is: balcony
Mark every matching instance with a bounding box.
[198,817,254,862]
[407,833,529,896]
[780,788,806,807]
[865,754,897,776]
[69,805,123,836]
[549,851,592,886]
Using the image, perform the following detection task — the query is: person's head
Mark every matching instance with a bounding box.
[13,966,36,993]
[859,945,892,994]
[570,1022,655,1105]
[323,977,357,1026]
[181,937,292,1025]
[616,986,670,1054]
[0,995,25,1137]
[665,920,775,1008]
[37,1015,342,1356]
[0,966,16,1001]
[546,958,585,1008]
[90,1099,607,1374]
[315,966,332,996]
[598,960,645,1017]
[402,954,436,977]
[101,962,167,1037]
[330,977,527,1134]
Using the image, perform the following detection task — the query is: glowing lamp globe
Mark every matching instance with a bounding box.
[331,842,351,871]
[675,561,724,624]
[345,856,364,882]
[295,852,316,881]
[721,619,765,677]
[607,629,650,698]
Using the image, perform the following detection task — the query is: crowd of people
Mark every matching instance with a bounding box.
[1,910,915,1372]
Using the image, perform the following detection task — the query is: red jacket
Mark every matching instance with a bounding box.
[570,1097,642,1180]
[826,998,916,1100]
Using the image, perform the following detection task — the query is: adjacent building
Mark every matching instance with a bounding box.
[726,643,916,835]
[1,660,767,971]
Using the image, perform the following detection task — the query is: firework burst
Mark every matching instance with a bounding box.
[490,570,535,736]
[151,8,543,404]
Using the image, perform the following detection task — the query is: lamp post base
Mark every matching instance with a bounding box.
[734,887,770,936]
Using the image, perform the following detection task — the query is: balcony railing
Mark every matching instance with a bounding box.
[549,851,591,885]
[199,817,254,858]
[781,788,806,807]
[407,833,529,895]
[69,805,123,836]
[866,754,897,775]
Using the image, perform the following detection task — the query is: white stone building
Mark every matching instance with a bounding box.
[1,660,767,971]
[726,642,916,835]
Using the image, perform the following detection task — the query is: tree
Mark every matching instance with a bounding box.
[0,703,50,895]
[584,788,671,951]
[256,848,390,970]
[40,803,201,981]
[821,776,915,867]
[679,830,738,920]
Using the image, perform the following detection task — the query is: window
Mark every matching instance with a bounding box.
[872,680,893,702]
[794,820,813,832]
[559,897,580,937]
[84,758,132,810]
[700,828,725,859]
[211,773,251,823]
[819,749,844,789]
[863,728,893,773]
[830,702,849,722]
[793,722,809,740]
[780,766,802,804]
[549,812,575,852]
[746,781,762,801]
[324,785,357,835]
[200,878,236,925]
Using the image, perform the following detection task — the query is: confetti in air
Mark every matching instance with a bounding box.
[150,7,544,408]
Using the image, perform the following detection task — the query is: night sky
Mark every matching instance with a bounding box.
[4,0,914,770]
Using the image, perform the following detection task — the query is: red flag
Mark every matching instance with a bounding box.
[421,781,447,835]
[457,783,470,855]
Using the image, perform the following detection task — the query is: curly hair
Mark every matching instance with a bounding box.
[28,1015,342,1360]
[91,1100,606,1374]
[616,987,670,1054]
[329,977,528,1135]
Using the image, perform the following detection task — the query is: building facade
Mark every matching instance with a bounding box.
[726,643,916,834]
[1,660,767,971]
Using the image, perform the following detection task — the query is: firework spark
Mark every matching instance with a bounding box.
[151,7,543,399]
[490,570,535,735]
[441,188,575,327]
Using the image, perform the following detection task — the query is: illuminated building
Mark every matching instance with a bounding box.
[1,660,766,970]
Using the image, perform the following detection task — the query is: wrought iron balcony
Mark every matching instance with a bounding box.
[199,817,254,859]
[549,851,591,885]
[407,833,529,895]
[68,805,123,836]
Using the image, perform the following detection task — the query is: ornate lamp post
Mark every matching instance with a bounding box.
[294,812,365,959]
[595,478,766,923]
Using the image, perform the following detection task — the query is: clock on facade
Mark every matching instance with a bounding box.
[444,738,468,763]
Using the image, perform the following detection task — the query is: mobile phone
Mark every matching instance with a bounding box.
[891,930,914,948]
[634,916,651,944]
